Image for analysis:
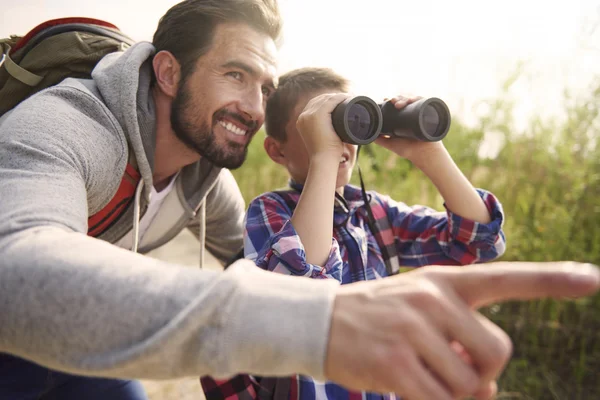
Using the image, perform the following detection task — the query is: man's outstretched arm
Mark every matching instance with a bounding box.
[0,88,338,381]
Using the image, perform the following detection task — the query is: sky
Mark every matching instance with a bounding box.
[2,0,599,129]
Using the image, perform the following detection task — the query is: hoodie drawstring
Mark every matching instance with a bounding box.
[131,179,145,253]
[197,202,206,268]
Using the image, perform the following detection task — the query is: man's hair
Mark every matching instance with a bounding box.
[265,67,350,142]
[152,0,282,81]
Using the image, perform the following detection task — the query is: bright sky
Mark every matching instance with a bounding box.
[3,0,599,128]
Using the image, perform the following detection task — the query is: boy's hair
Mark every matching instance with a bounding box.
[152,0,282,83]
[265,67,350,142]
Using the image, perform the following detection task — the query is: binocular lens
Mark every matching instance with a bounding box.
[347,103,372,141]
[422,104,441,137]
[331,96,383,145]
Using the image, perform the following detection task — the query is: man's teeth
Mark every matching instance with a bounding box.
[340,156,348,163]
[219,120,247,136]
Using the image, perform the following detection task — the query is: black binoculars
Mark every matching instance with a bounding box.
[331,96,451,145]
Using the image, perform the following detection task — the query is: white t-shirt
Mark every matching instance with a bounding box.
[115,173,178,250]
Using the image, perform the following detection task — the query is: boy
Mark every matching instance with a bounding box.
[201,67,506,399]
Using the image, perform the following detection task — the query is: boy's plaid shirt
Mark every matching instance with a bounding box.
[201,183,506,400]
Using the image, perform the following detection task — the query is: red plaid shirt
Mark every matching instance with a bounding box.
[201,183,506,399]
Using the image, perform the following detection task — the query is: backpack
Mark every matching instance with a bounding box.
[0,18,140,238]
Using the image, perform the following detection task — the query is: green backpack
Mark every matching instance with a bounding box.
[0,17,141,239]
[0,17,135,117]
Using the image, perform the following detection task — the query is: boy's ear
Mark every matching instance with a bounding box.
[264,136,287,166]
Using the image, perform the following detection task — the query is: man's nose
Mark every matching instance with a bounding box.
[238,86,265,124]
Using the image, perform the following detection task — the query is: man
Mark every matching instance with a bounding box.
[0,1,279,398]
[0,1,598,400]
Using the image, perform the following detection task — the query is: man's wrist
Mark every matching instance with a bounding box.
[223,261,340,379]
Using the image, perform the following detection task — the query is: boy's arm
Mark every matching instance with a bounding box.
[288,93,351,266]
[244,194,344,280]
[373,139,507,264]
[376,190,505,266]
[373,138,506,265]
[375,96,491,224]
[289,153,339,265]
[403,142,492,223]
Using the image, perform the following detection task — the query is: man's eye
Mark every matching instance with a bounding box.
[262,87,273,98]
[227,71,242,80]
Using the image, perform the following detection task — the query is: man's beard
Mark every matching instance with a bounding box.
[170,82,252,169]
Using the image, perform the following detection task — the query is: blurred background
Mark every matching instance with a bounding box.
[3,0,599,398]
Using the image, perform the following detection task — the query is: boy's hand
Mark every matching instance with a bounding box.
[296,93,350,159]
[374,95,446,164]
[375,94,493,224]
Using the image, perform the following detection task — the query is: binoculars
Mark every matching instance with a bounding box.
[331,96,451,145]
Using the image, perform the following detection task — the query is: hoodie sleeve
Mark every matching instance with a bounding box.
[0,86,337,381]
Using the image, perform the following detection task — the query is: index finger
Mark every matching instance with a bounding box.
[427,262,600,309]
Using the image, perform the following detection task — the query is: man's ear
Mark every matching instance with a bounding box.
[264,136,287,166]
[152,50,181,98]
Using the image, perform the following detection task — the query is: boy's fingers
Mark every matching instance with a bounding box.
[404,95,422,104]
[323,93,354,113]
[304,93,350,114]
[390,95,422,109]
[391,96,408,108]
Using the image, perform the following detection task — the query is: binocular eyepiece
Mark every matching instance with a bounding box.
[331,96,451,145]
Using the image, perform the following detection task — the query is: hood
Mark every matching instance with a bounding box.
[92,41,157,201]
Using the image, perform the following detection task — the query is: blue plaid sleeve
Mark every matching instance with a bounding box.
[244,194,344,282]
[378,188,506,266]
[200,374,259,399]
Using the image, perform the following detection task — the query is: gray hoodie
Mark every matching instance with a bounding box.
[0,42,338,380]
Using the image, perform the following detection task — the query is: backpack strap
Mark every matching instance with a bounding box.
[1,43,42,86]
[87,164,141,237]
